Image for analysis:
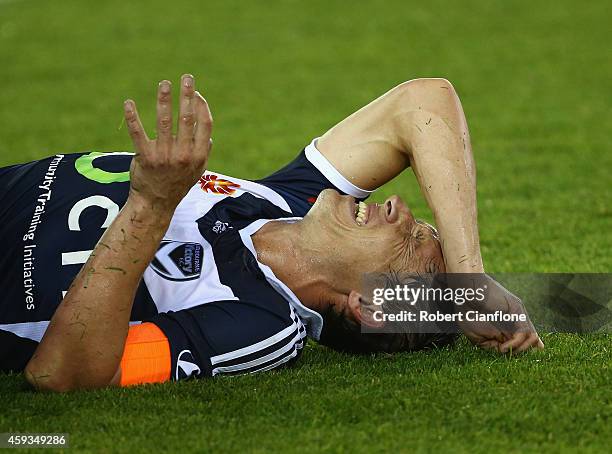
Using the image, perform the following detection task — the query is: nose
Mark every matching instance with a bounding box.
[383,195,414,224]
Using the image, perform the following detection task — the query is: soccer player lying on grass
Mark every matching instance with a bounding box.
[0,75,543,392]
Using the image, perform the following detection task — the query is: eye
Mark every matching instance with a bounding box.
[413,228,425,242]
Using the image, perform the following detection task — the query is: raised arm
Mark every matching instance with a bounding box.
[317,78,482,273]
[318,78,543,352]
[25,75,213,391]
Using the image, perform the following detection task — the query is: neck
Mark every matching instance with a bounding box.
[251,220,337,314]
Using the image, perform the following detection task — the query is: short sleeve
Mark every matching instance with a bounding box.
[146,300,307,381]
[256,138,373,217]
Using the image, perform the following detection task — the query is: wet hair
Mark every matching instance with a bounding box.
[318,307,458,354]
[318,271,458,354]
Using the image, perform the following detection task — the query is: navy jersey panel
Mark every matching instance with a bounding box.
[256,150,342,217]
[0,330,37,373]
[150,299,306,380]
[0,152,156,327]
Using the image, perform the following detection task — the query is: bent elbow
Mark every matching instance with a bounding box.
[391,78,459,114]
[397,77,456,95]
[24,361,74,393]
[427,77,456,93]
[390,78,463,135]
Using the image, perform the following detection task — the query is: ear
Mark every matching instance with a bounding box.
[347,290,385,329]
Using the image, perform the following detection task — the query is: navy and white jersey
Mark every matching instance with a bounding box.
[0,139,372,378]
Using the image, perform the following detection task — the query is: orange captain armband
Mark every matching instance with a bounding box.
[119,322,171,387]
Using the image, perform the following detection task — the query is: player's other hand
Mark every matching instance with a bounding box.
[124,74,213,213]
[457,275,545,354]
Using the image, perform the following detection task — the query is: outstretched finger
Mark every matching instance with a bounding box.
[177,74,196,151]
[124,100,149,153]
[194,91,213,159]
[156,80,173,152]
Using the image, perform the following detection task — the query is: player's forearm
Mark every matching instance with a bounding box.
[25,196,173,391]
[405,108,484,273]
[390,81,483,273]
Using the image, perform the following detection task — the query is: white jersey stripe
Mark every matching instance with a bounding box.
[212,330,306,375]
[210,316,299,365]
[0,321,49,342]
[249,346,302,375]
[61,250,93,266]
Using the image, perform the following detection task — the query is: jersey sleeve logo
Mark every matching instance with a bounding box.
[198,174,241,195]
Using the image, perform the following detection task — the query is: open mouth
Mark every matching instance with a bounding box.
[352,199,395,226]
[354,201,368,225]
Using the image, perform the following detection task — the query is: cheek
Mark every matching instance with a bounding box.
[367,231,409,266]
[346,234,390,264]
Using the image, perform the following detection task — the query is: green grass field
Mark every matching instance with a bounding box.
[0,0,610,452]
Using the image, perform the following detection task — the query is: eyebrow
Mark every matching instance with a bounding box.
[426,224,440,240]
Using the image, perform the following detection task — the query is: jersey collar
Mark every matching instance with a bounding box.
[238,218,324,341]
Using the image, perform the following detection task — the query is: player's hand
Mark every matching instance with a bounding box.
[124,74,213,213]
[456,275,545,354]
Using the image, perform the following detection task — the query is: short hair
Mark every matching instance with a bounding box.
[318,307,458,354]
[319,230,455,355]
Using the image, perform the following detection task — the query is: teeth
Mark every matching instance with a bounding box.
[355,201,367,225]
